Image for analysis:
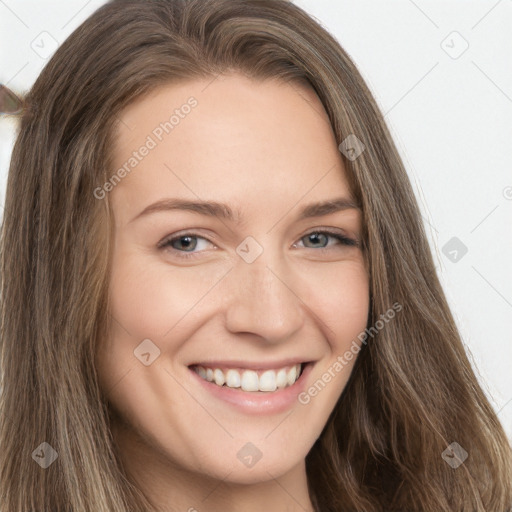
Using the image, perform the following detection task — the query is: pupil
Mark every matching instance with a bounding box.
[308,233,326,247]
[177,236,195,251]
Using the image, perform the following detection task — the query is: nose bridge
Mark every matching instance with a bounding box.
[224,241,304,341]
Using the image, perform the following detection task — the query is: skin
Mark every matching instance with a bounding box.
[96,73,370,512]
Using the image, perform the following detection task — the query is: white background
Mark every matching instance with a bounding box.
[1,0,511,441]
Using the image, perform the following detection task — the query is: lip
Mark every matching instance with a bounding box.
[188,361,314,415]
[187,357,307,372]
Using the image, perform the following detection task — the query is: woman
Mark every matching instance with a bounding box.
[1,0,511,510]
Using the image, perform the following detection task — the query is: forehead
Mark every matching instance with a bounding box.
[108,74,355,224]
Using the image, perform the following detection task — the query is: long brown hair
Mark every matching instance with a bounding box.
[1,0,511,510]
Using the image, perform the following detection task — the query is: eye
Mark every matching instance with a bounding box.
[158,229,359,260]
[158,232,215,259]
[295,229,359,250]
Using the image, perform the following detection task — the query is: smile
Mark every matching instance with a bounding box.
[190,363,303,392]
[187,360,315,414]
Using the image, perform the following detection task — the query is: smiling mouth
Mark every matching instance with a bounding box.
[189,362,309,392]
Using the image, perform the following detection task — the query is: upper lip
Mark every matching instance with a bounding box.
[188,358,313,371]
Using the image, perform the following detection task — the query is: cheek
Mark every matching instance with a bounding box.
[105,250,369,351]
[295,262,369,429]
[107,248,224,338]
[305,260,370,343]
[98,249,230,388]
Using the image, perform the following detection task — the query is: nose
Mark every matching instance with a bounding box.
[223,247,304,343]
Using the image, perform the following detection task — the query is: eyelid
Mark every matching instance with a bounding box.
[301,227,358,244]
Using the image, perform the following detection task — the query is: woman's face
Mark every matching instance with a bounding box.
[97,74,369,489]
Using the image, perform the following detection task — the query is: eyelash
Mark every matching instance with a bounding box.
[158,229,359,260]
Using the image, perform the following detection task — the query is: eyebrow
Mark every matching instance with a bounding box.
[129,196,361,224]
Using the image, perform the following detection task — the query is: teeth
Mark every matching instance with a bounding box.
[241,370,259,391]
[276,369,287,389]
[259,370,277,392]
[213,369,225,386]
[226,369,241,388]
[192,363,303,392]
[287,365,297,386]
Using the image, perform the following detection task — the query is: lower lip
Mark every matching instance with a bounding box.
[188,362,314,415]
